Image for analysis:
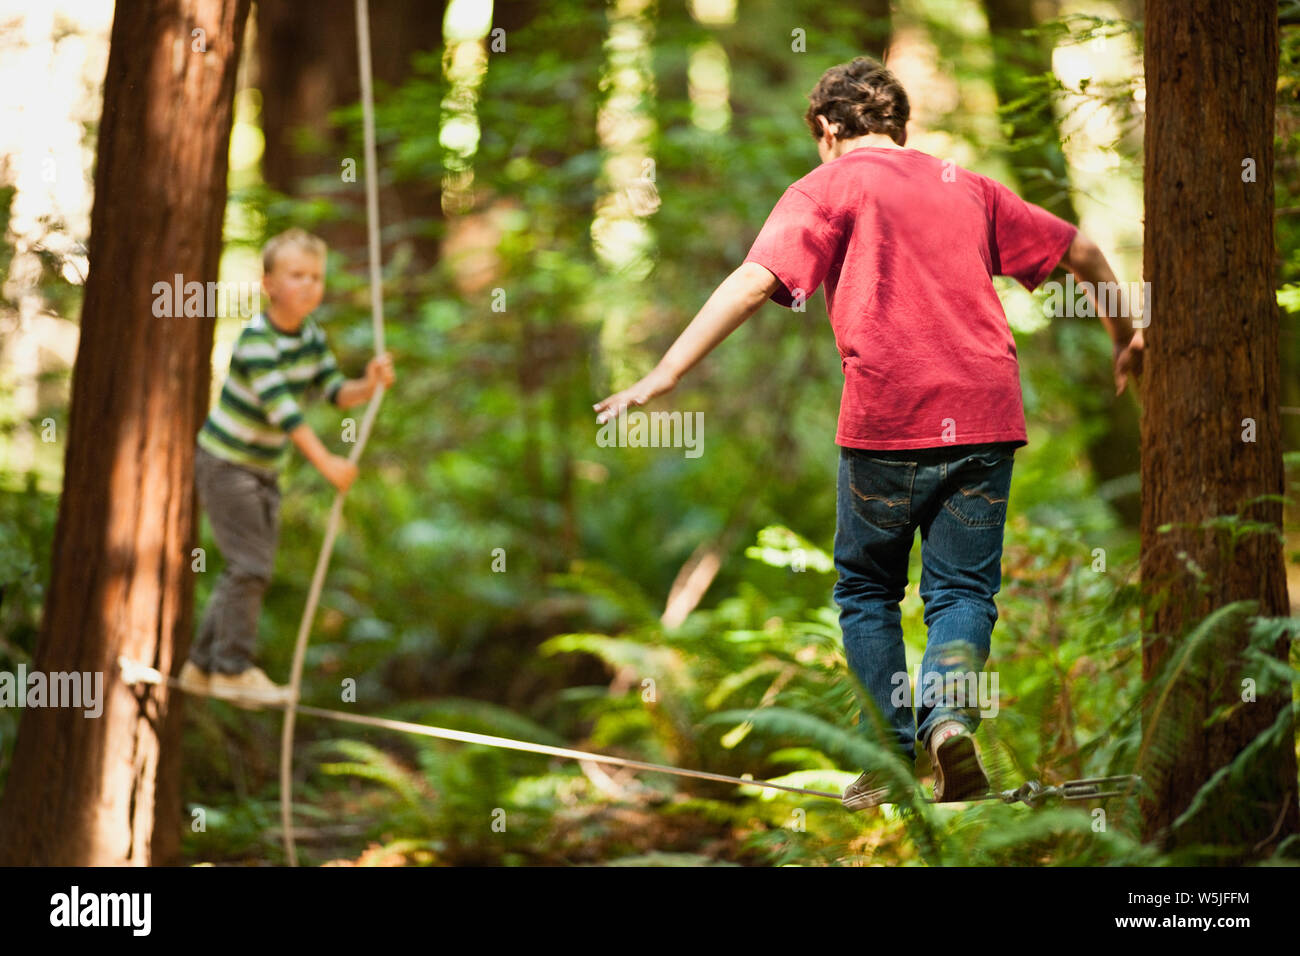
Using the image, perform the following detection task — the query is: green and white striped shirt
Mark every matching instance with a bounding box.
[198,312,347,473]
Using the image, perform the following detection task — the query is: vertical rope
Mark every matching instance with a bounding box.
[279,0,387,867]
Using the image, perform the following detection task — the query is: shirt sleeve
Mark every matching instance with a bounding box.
[982,175,1078,292]
[310,328,348,407]
[743,185,843,309]
[238,331,305,433]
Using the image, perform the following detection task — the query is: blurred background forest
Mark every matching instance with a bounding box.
[1,0,1298,866]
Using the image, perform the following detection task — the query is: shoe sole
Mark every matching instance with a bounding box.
[842,787,893,812]
[932,733,990,802]
[207,685,292,710]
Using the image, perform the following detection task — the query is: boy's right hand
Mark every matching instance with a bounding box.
[320,454,359,493]
[1113,329,1144,396]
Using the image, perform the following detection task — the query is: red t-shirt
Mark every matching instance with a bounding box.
[743,147,1077,449]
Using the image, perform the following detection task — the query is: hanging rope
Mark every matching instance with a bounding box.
[277,0,389,868]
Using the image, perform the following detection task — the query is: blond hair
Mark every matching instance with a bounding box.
[261,227,327,274]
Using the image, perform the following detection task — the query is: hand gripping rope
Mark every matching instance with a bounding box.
[122,0,1141,861]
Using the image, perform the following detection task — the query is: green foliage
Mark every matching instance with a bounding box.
[303,712,569,864]
[0,473,58,793]
[183,798,283,861]
[599,851,740,866]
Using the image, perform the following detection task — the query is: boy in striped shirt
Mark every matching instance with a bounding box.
[183,228,396,704]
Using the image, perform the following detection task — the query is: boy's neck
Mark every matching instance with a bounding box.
[266,304,305,334]
[835,134,905,158]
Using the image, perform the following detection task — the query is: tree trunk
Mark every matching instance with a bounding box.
[479,0,600,575]
[255,0,447,267]
[982,0,1077,219]
[1139,0,1297,858]
[981,0,1143,525]
[805,0,892,61]
[0,0,251,866]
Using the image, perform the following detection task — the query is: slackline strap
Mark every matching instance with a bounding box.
[119,657,1144,814]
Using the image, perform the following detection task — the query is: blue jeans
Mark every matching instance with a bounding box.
[832,442,1017,763]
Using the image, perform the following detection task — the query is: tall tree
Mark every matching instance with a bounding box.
[0,0,252,865]
[474,0,604,577]
[1139,0,1297,858]
[982,0,1077,219]
[1277,17,1300,453]
[980,0,1143,524]
[256,0,448,267]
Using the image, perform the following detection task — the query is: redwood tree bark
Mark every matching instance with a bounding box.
[1139,0,1297,858]
[0,0,251,865]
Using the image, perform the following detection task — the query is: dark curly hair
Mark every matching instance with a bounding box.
[803,56,910,146]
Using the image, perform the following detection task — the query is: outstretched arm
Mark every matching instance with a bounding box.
[593,262,781,423]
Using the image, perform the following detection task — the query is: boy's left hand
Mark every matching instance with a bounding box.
[366,353,396,391]
[593,365,679,425]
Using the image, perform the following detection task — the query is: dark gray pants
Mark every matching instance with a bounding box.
[191,443,280,675]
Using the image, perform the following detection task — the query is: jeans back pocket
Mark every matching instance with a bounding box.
[847,454,916,529]
[942,451,1012,528]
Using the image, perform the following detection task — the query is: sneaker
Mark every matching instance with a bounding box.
[177,660,210,695]
[208,666,293,709]
[928,720,990,802]
[842,760,916,812]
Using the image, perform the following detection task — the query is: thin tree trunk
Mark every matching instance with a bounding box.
[256,0,447,266]
[1139,0,1297,858]
[481,0,599,575]
[982,0,1077,219]
[0,0,251,865]
[982,0,1143,525]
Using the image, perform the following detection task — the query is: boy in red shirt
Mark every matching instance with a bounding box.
[593,57,1142,809]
